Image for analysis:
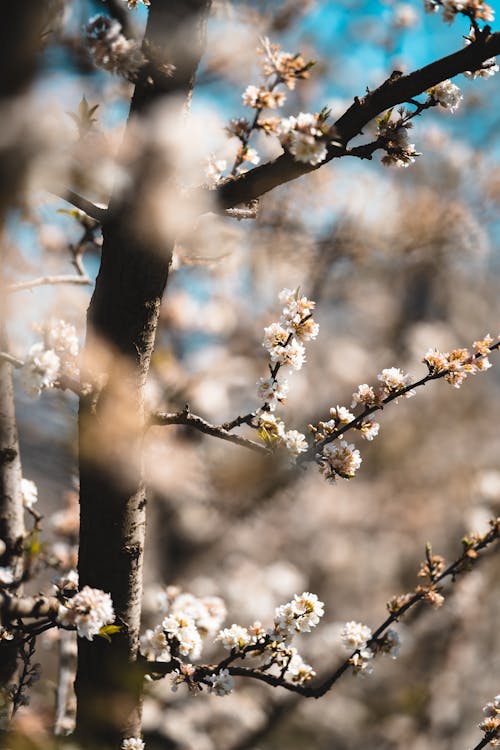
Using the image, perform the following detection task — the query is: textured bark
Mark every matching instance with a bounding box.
[0,324,25,689]
[75,2,211,746]
[0,329,24,579]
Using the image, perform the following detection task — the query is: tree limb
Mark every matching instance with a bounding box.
[7,275,92,294]
[150,409,270,454]
[201,31,500,210]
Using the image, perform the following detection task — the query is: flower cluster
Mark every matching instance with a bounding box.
[340,622,401,676]
[426,79,463,112]
[256,288,320,458]
[57,586,115,640]
[242,85,286,110]
[312,362,417,480]
[216,624,254,651]
[206,668,234,696]
[478,695,500,745]
[259,37,313,90]
[424,0,494,24]
[20,319,79,398]
[424,335,493,387]
[377,109,420,168]
[317,441,362,482]
[140,588,226,663]
[377,367,416,399]
[86,15,146,80]
[278,112,330,166]
[272,591,325,643]
[464,29,500,79]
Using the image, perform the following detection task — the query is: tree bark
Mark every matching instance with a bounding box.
[75,2,211,746]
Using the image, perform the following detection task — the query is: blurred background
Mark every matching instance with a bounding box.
[4,0,500,748]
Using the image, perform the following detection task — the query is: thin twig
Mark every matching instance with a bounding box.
[0,352,23,368]
[150,408,270,454]
[304,340,500,462]
[7,275,92,294]
[50,188,107,223]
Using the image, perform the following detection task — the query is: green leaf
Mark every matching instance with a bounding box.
[97,624,122,643]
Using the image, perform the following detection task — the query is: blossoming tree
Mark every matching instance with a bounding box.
[1,1,500,749]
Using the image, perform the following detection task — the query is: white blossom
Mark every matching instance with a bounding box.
[278,112,328,166]
[274,592,324,640]
[20,343,61,398]
[162,614,203,660]
[340,620,372,650]
[359,420,380,441]
[377,367,415,397]
[207,668,234,696]
[140,625,171,661]
[21,478,38,510]
[283,430,308,458]
[350,647,375,675]
[284,650,316,683]
[289,132,328,165]
[216,624,252,651]
[52,570,79,594]
[57,586,115,640]
[45,320,79,358]
[256,376,289,410]
[427,80,462,112]
[351,383,376,409]
[243,147,260,165]
[381,628,401,658]
[329,405,354,424]
[270,337,306,370]
[204,154,227,185]
[318,440,362,481]
[0,567,14,585]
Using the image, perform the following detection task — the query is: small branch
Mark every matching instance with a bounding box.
[51,188,107,223]
[150,409,270,454]
[0,593,60,620]
[221,413,256,432]
[470,729,500,750]
[7,275,92,294]
[0,352,23,368]
[54,630,77,736]
[303,340,500,462]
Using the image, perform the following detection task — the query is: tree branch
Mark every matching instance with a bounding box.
[200,32,500,210]
[150,409,270,454]
[7,275,92,294]
[51,188,108,223]
[142,517,500,698]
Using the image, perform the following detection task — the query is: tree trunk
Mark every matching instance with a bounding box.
[75,2,211,746]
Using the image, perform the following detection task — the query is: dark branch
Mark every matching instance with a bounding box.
[201,32,500,209]
[150,409,270,454]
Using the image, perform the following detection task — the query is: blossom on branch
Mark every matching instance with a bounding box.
[86,15,146,80]
[21,478,38,510]
[278,112,329,166]
[427,79,463,111]
[57,586,115,640]
[207,668,234,696]
[318,440,362,482]
[273,592,325,642]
